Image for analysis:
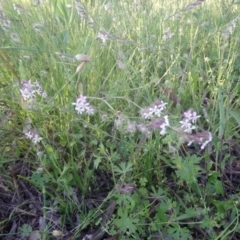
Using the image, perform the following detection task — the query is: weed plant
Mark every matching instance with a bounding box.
[0,0,240,239]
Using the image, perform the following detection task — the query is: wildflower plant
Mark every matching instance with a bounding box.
[72,94,95,115]
[114,100,212,150]
[1,0,240,239]
[20,80,47,109]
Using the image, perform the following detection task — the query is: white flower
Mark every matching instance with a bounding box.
[180,120,196,133]
[149,105,161,117]
[200,132,212,150]
[97,31,110,43]
[183,109,201,123]
[183,131,212,150]
[140,100,167,119]
[85,106,95,115]
[25,131,34,139]
[20,88,35,100]
[24,130,42,144]
[160,126,167,135]
[72,95,95,115]
[190,112,201,123]
[20,80,46,100]
[32,134,43,144]
[162,27,174,41]
[142,109,153,119]
[160,116,170,135]
[164,115,169,126]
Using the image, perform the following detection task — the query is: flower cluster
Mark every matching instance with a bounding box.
[149,116,170,135]
[115,102,212,149]
[222,17,238,40]
[20,80,47,100]
[179,109,212,149]
[184,131,212,150]
[23,118,42,144]
[20,80,47,109]
[72,95,95,115]
[162,27,174,41]
[24,130,43,144]
[179,109,200,133]
[96,31,112,44]
[140,100,167,119]
[115,100,170,136]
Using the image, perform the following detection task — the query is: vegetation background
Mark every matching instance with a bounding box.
[0,0,240,239]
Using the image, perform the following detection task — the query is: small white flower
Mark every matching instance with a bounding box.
[32,134,43,144]
[72,95,95,115]
[190,112,201,123]
[159,116,169,135]
[180,120,196,133]
[162,27,174,41]
[142,110,153,119]
[200,132,212,150]
[164,115,169,126]
[97,31,110,43]
[183,109,200,123]
[24,129,42,144]
[149,105,159,115]
[160,126,167,135]
[183,131,212,150]
[25,131,34,139]
[20,80,46,100]
[85,106,95,115]
[20,88,35,100]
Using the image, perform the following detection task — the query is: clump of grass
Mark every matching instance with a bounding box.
[1,0,240,239]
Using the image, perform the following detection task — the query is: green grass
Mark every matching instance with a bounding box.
[1,0,240,239]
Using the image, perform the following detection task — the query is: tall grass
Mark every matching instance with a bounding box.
[1,0,240,239]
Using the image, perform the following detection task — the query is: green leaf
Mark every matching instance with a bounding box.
[18,224,32,237]
[113,162,133,175]
[155,207,168,222]
[94,156,101,169]
[31,172,50,187]
[218,87,225,139]
[229,110,240,126]
[118,140,130,158]
[113,211,139,234]
[167,226,190,240]
[173,155,202,185]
